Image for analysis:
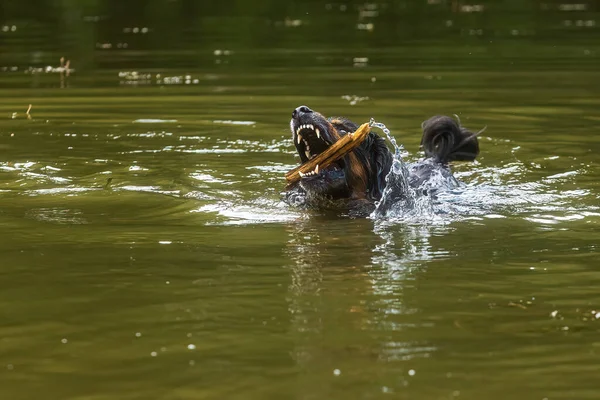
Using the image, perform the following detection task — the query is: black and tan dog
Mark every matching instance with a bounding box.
[284,105,481,214]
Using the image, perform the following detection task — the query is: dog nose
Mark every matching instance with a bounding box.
[292,105,313,119]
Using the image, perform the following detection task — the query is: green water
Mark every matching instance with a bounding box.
[2,2,600,399]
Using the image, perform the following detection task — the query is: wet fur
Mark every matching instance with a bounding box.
[328,117,392,200]
[285,107,481,215]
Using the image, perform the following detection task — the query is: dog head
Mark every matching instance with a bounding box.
[290,105,342,164]
[289,105,392,202]
[289,106,349,199]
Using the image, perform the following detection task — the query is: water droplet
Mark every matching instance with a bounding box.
[150,351,157,357]
[61,338,68,344]
[333,369,341,376]
[135,332,142,337]
[187,344,196,350]
[408,369,416,376]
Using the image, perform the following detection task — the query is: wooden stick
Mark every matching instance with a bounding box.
[285,122,371,186]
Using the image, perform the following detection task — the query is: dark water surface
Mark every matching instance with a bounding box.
[2,2,600,399]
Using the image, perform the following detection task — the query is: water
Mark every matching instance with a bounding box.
[2,2,600,400]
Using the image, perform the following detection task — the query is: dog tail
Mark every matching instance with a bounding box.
[420,115,484,163]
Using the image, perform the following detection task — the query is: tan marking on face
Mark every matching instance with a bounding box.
[324,120,341,141]
[346,152,368,198]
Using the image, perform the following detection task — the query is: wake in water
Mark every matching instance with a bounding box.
[368,121,599,226]
[369,117,483,221]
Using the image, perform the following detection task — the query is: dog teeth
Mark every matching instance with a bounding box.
[315,128,320,139]
[299,165,320,179]
[305,150,311,159]
[296,124,317,133]
[297,133,302,144]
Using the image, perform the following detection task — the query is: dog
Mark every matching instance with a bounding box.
[284,105,481,215]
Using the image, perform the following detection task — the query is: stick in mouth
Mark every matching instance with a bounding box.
[285,122,371,187]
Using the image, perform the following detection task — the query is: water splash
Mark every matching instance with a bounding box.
[369,119,419,220]
[369,118,403,157]
[367,120,598,226]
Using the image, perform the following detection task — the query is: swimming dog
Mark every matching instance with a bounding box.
[284,105,481,214]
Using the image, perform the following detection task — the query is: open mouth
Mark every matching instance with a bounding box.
[289,105,346,180]
[293,123,330,162]
[291,121,344,179]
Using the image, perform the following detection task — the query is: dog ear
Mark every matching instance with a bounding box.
[329,117,358,135]
[369,134,393,200]
[374,137,393,199]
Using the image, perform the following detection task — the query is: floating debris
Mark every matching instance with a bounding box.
[9,104,33,120]
[460,4,484,12]
[358,3,379,19]
[284,18,302,27]
[133,119,178,123]
[341,95,369,105]
[49,57,73,75]
[213,120,256,126]
[357,23,374,32]
[23,59,74,75]
[559,3,587,11]
[353,57,369,67]
[213,49,232,56]
[103,177,113,190]
[117,71,202,86]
